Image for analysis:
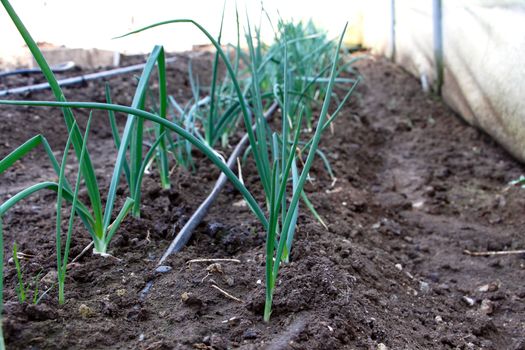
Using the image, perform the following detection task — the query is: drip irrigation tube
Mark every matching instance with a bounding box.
[157,101,279,266]
[0,61,76,78]
[0,57,177,97]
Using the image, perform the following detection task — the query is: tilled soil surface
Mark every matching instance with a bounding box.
[0,53,524,350]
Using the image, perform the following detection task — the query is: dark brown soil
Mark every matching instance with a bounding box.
[0,53,524,350]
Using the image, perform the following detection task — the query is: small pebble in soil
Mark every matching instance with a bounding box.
[377,343,388,350]
[222,317,240,326]
[40,270,58,287]
[477,281,499,293]
[395,263,403,271]
[101,300,117,317]
[206,263,223,273]
[147,252,156,261]
[462,296,476,307]
[209,334,227,348]
[412,199,425,209]
[233,199,247,207]
[116,289,126,297]
[438,283,450,291]
[419,281,431,294]
[435,315,443,323]
[206,221,225,236]
[243,328,258,339]
[225,276,235,286]
[480,299,494,315]
[78,303,95,318]
[427,272,440,283]
[155,265,172,273]
[408,287,418,296]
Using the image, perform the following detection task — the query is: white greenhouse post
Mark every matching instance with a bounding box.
[433,0,444,95]
[390,0,396,62]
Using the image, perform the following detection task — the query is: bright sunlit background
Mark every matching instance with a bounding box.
[0,0,364,63]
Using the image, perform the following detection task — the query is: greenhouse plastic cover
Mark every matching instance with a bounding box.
[361,0,525,162]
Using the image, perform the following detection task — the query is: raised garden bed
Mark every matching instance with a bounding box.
[1,52,524,349]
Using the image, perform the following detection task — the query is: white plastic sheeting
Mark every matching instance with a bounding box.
[362,0,525,162]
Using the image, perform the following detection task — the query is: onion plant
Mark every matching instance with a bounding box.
[204,2,227,146]
[0,14,357,321]
[10,242,42,304]
[265,19,356,130]
[12,242,26,303]
[0,127,135,256]
[0,135,94,228]
[115,18,358,322]
[203,5,248,149]
[166,94,206,170]
[55,117,91,304]
[1,0,360,322]
[0,0,175,253]
[105,44,172,218]
[1,0,104,244]
[0,216,5,350]
[243,20,352,320]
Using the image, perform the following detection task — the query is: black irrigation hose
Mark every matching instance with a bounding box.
[0,61,75,78]
[157,101,279,266]
[0,57,177,97]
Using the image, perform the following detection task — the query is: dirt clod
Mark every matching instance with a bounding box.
[78,303,95,318]
[39,270,57,287]
[181,292,203,307]
[481,299,495,315]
